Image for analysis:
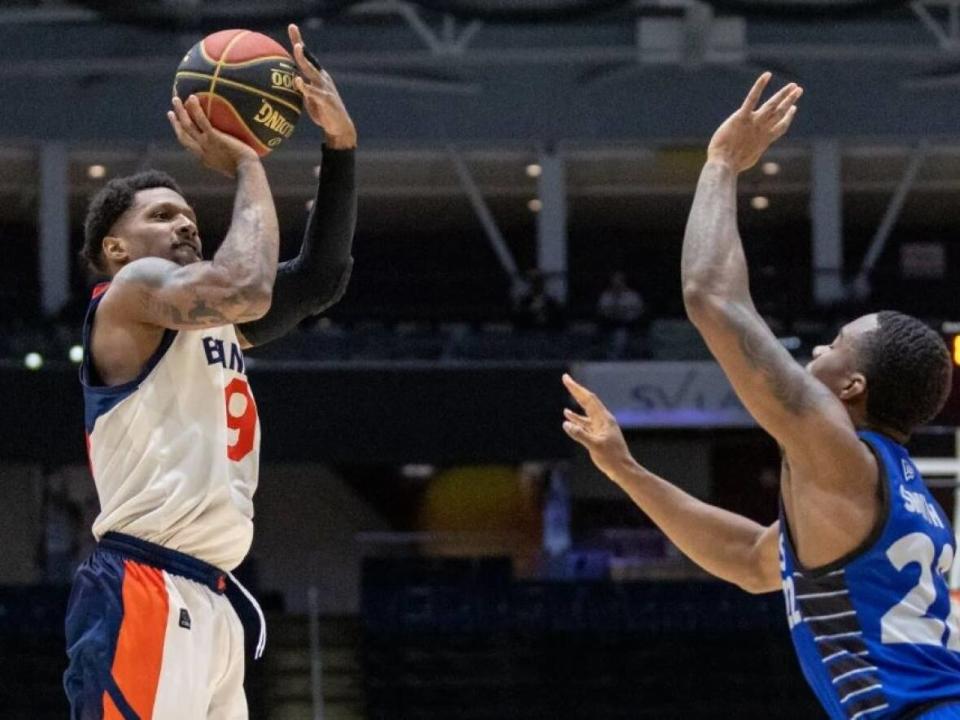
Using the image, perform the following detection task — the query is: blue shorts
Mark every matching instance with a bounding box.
[63,532,263,720]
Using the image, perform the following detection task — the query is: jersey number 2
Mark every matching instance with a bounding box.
[225,378,257,462]
[880,532,960,650]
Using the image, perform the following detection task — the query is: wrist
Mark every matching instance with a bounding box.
[324,130,357,150]
[704,154,739,173]
[607,453,644,486]
[234,155,263,175]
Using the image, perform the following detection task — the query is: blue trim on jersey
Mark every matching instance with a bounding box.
[80,290,177,434]
[779,430,960,720]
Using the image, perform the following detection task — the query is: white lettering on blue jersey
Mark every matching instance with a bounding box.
[899,485,945,529]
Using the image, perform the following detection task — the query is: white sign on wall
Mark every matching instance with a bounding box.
[572,362,756,429]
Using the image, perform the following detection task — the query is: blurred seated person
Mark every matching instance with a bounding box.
[597,271,646,329]
[597,271,647,359]
[513,269,564,330]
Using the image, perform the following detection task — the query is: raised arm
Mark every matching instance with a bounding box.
[681,74,868,480]
[236,24,358,349]
[562,374,780,594]
[106,95,279,330]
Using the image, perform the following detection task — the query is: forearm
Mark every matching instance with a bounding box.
[300,147,356,276]
[681,161,751,305]
[608,458,772,591]
[237,148,356,346]
[213,158,280,299]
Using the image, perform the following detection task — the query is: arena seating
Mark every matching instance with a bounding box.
[0,317,834,364]
[361,558,821,719]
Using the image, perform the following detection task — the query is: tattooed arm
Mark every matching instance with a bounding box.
[682,160,829,425]
[107,158,279,330]
[88,96,279,386]
[682,75,867,479]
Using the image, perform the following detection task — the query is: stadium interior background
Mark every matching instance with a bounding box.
[2,0,960,717]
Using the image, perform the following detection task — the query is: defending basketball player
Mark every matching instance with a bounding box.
[564,73,960,719]
[63,24,355,719]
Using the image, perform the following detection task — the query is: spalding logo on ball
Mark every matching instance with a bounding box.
[174,29,303,156]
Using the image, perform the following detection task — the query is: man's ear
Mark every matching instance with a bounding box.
[839,372,867,402]
[102,235,129,267]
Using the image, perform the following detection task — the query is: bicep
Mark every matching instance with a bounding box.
[687,294,862,465]
[108,257,270,331]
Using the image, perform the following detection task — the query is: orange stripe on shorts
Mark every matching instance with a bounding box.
[103,561,169,720]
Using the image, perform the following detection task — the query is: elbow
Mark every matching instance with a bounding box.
[321,260,354,307]
[681,280,707,309]
[682,282,724,325]
[738,577,775,595]
[239,280,273,321]
[310,259,354,314]
[736,564,780,595]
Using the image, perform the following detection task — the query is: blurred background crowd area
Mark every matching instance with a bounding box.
[3,140,959,364]
[4,1,960,367]
[3,1,960,718]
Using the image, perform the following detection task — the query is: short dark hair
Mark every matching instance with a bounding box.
[857,311,953,436]
[80,170,183,276]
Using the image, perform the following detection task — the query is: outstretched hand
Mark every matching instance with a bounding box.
[287,23,357,149]
[562,373,635,481]
[707,72,803,173]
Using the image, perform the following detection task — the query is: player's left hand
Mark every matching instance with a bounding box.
[562,373,635,481]
[707,72,802,173]
[287,23,357,150]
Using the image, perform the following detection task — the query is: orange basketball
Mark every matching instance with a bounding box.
[173,29,303,156]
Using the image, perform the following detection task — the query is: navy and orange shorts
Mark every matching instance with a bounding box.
[64,533,264,720]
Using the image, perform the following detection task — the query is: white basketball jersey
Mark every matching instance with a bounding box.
[81,283,260,571]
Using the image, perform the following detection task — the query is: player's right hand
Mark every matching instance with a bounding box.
[562,373,636,482]
[706,72,802,174]
[167,95,260,178]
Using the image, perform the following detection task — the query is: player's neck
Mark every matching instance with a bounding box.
[857,419,909,445]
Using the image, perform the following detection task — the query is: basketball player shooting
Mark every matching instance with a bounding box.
[564,73,960,719]
[63,24,356,719]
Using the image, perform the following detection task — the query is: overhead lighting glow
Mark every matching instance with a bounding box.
[751,195,770,210]
[69,345,84,364]
[527,198,542,213]
[761,161,781,176]
[526,164,542,178]
[24,352,43,370]
[400,464,436,479]
[87,164,107,179]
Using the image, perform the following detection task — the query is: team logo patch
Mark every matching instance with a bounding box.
[901,458,916,481]
[179,608,192,630]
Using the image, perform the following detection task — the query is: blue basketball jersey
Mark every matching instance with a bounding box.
[779,431,960,720]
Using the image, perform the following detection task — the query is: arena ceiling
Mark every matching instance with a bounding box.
[3,1,960,243]
[2,1,960,147]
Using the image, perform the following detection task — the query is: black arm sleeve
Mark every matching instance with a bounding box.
[238,147,357,347]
